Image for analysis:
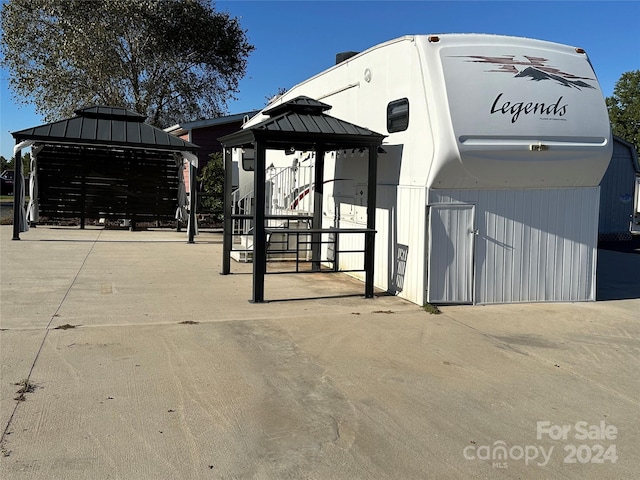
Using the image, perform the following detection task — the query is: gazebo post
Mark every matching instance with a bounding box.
[222,147,232,275]
[188,160,197,243]
[365,144,378,298]
[80,168,86,230]
[312,148,325,271]
[80,157,86,229]
[252,142,267,302]
[12,146,22,240]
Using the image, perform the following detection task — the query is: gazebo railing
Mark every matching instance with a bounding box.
[263,226,376,275]
[226,212,375,276]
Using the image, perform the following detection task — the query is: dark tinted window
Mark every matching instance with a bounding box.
[387,98,409,133]
[241,149,254,171]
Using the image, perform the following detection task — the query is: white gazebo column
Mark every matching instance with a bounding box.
[174,153,188,232]
[182,151,198,243]
[27,144,44,227]
[12,140,34,240]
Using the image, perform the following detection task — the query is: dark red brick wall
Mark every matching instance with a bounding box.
[176,121,244,193]
[191,122,244,177]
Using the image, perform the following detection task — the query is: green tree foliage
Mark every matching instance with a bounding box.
[197,152,224,215]
[0,153,31,176]
[606,70,640,153]
[265,87,289,104]
[0,0,254,127]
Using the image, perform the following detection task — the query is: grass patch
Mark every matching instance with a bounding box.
[14,378,36,401]
[423,303,441,314]
[54,323,77,330]
[0,196,29,201]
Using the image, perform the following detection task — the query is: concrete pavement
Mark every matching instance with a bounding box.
[1,225,639,479]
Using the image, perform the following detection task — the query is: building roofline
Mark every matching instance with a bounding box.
[613,135,640,173]
[164,110,261,136]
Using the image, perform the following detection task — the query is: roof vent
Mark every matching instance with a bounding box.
[335,51,360,65]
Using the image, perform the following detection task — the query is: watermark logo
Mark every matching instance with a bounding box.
[463,441,553,468]
[464,421,618,469]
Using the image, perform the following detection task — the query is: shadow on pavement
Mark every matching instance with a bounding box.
[597,238,640,301]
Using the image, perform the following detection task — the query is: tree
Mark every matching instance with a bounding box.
[265,87,289,104]
[0,153,30,176]
[197,152,224,216]
[0,0,254,127]
[606,70,640,153]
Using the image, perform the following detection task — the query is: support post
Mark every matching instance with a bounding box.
[80,159,86,229]
[364,145,378,298]
[252,142,267,302]
[222,147,233,275]
[188,161,196,243]
[12,148,22,240]
[311,148,325,271]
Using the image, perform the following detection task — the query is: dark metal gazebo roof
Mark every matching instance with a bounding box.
[218,96,385,149]
[12,106,199,152]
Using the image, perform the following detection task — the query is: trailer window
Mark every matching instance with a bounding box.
[241,148,254,171]
[387,98,409,133]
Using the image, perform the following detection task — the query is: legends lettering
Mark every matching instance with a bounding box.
[491,93,568,123]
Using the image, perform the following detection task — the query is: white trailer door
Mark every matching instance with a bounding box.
[427,204,475,304]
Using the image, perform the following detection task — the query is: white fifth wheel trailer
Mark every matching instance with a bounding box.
[236,34,612,305]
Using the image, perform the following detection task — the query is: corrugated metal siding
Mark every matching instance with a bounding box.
[599,140,637,236]
[429,188,600,304]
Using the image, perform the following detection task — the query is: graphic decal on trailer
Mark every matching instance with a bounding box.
[447,55,598,124]
[455,55,596,90]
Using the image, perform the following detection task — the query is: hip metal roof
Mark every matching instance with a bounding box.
[11,106,199,152]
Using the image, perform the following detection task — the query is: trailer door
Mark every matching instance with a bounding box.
[427,204,475,304]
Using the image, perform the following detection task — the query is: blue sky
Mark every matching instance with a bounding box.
[1,0,639,161]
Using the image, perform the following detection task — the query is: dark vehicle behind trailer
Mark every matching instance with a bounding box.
[1,170,14,195]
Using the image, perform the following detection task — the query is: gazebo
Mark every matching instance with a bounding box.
[10,106,200,241]
[218,96,386,302]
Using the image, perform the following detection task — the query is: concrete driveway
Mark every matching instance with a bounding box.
[1,226,639,479]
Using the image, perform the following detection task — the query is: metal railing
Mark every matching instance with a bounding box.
[263,225,376,275]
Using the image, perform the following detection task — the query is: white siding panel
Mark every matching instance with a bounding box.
[429,187,599,304]
[398,187,427,305]
[373,186,427,304]
[397,187,427,304]
[328,186,427,305]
